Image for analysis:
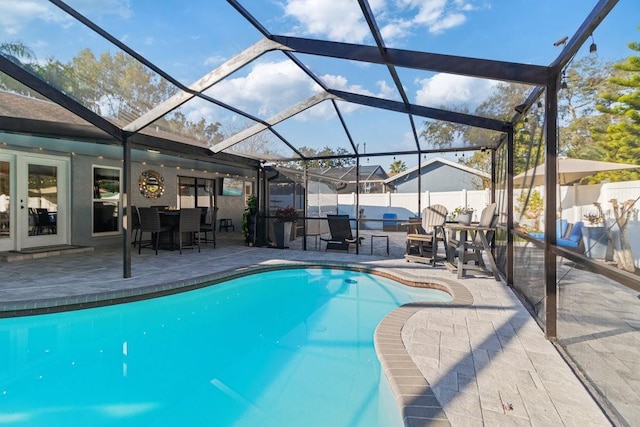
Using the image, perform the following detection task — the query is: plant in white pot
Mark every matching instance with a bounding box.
[451,206,475,225]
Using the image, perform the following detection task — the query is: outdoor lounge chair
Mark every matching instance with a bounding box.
[557,221,585,251]
[528,219,568,240]
[320,214,364,252]
[404,204,448,266]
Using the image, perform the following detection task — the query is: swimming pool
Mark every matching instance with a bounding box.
[0,268,451,426]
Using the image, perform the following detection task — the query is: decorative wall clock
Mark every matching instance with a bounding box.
[138,170,165,199]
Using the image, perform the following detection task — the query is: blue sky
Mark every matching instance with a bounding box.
[1,0,638,168]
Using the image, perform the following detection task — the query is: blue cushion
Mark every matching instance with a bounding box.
[567,221,584,241]
[382,213,398,226]
[557,219,568,238]
[557,237,579,248]
[557,221,584,248]
[528,219,567,240]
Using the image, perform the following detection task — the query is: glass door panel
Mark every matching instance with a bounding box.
[19,156,68,248]
[0,157,12,251]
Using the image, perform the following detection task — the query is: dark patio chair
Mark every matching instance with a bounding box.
[137,207,173,255]
[320,214,364,252]
[131,205,140,246]
[35,208,56,234]
[199,207,217,247]
[178,208,201,254]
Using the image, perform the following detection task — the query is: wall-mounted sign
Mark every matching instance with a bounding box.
[138,170,165,199]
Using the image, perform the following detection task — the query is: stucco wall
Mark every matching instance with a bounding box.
[71,155,249,247]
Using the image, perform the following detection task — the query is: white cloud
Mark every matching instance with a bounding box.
[282,0,481,45]
[415,73,497,109]
[0,0,131,35]
[0,1,69,35]
[284,0,371,43]
[405,0,471,35]
[193,60,317,123]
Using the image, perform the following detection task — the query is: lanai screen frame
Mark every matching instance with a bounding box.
[0,0,628,338]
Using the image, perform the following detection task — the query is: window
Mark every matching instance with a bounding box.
[178,176,215,209]
[93,166,121,234]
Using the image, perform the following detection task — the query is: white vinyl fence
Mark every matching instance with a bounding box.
[338,189,492,228]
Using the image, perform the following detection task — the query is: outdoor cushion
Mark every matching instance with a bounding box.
[528,219,568,240]
[382,213,398,231]
[557,221,584,248]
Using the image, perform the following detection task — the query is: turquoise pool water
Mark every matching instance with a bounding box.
[0,268,451,426]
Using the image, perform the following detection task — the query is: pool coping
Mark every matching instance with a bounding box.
[0,260,472,427]
[375,277,472,427]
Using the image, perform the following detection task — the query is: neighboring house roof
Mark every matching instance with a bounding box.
[384,156,489,184]
[308,165,389,183]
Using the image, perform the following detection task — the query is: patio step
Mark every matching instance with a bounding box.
[0,245,94,262]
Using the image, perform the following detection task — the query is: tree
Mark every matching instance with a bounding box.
[592,33,640,182]
[221,122,278,158]
[280,146,355,169]
[559,55,619,158]
[0,41,42,96]
[388,159,407,176]
[6,43,225,148]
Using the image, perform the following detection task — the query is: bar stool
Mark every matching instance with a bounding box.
[219,218,235,232]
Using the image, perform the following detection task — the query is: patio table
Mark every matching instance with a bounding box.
[445,223,499,280]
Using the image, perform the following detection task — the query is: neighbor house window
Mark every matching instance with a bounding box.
[93,166,121,234]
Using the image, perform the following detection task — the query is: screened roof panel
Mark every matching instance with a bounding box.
[0,9,184,129]
[270,101,353,155]
[236,1,379,46]
[63,0,261,85]
[335,101,417,155]
[226,128,299,162]
[292,53,402,102]
[0,0,632,165]
[418,119,503,152]
[203,51,321,121]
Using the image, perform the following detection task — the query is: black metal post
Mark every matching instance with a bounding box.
[122,136,132,278]
[506,129,514,286]
[355,156,360,255]
[544,76,559,339]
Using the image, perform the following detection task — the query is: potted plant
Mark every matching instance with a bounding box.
[451,206,475,225]
[516,190,543,230]
[582,207,609,259]
[272,205,298,248]
[241,194,257,246]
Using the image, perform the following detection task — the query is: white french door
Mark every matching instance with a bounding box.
[17,155,69,249]
[0,154,13,252]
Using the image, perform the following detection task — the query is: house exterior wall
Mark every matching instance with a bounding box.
[0,132,255,249]
[72,155,251,247]
[392,163,482,193]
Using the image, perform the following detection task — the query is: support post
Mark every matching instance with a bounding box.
[122,136,132,278]
[544,75,559,339]
[506,129,515,286]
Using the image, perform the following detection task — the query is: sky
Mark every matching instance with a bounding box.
[1,0,638,169]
